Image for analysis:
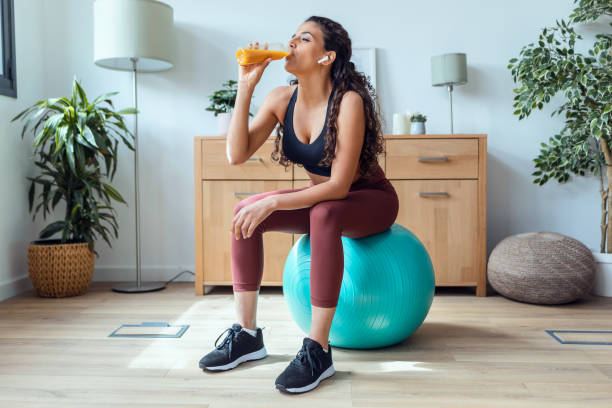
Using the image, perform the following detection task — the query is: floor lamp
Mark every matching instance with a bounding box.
[431,53,468,135]
[93,0,174,293]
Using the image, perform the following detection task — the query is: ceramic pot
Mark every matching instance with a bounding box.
[410,121,426,134]
[217,112,232,135]
[590,249,612,297]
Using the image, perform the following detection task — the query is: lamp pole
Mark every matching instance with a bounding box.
[132,57,143,288]
[447,84,454,135]
[111,57,166,294]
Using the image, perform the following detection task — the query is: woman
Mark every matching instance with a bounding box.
[199,16,399,394]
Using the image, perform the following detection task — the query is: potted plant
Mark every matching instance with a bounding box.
[410,113,427,134]
[11,77,137,297]
[507,0,612,296]
[206,79,253,135]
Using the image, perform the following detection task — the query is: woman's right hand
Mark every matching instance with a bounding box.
[238,42,272,91]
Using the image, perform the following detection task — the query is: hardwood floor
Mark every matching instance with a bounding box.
[0,282,611,407]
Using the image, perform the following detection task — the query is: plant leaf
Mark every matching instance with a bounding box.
[39,220,66,239]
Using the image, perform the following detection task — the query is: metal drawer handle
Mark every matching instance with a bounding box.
[246,157,263,162]
[418,156,447,162]
[419,192,448,197]
[234,192,261,197]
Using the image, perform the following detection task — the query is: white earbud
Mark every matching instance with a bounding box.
[317,55,330,64]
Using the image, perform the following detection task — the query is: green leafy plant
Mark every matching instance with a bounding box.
[206,79,253,117]
[508,0,612,252]
[11,76,137,257]
[411,113,427,122]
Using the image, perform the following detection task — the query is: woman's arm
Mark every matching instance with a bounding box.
[227,85,288,164]
[226,43,283,165]
[269,91,365,211]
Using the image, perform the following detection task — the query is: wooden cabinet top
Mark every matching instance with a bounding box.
[195,134,487,141]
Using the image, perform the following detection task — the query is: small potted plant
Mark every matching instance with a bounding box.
[410,113,427,134]
[206,79,253,135]
[11,76,137,297]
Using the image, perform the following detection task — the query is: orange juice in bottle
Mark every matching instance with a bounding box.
[235,42,289,65]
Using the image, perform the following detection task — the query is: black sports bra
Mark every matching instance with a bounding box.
[282,85,336,177]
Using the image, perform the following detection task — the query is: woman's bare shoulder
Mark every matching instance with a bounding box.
[268,84,296,101]
[339,90,363,106]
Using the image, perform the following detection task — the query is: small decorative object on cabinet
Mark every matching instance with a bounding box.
[410,113,427,134]
[431,52,468,134]
[194,134,487,296]
[392,113,409,135]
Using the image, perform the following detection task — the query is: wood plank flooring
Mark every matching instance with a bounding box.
[0,282,611,407]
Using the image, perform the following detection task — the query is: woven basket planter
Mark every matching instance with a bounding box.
[27,239,95,297]
[488,231,595,304]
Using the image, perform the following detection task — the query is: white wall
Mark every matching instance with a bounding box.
[0,0,50,300]
[2,0,608,299]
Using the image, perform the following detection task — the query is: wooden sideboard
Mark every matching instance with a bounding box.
[194,134,487,296]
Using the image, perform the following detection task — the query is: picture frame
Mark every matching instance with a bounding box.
[351,47,376,91]
[0,0,17,98]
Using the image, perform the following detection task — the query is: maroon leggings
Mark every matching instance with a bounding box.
[231,164,399,308]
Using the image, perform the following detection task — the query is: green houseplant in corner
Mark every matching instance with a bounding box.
[11,77,137,297]
[507,0,612,296]
[206,79,253,135]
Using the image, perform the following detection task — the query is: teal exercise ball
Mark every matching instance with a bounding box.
[282,223,435,349]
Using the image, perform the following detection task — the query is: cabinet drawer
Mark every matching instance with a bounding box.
[201,180,294,285]
[202,139,292,180]
[385,139,478,179]
[293,153,386,180]
[390,179,480,285]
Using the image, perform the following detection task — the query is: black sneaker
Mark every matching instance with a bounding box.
[275,337,335,394]
[199,323,267,371]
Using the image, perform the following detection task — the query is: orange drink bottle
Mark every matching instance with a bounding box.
[235,42,289,65]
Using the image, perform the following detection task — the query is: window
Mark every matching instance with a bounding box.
[1,0,16,98]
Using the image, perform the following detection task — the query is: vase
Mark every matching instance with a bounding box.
[392,113,409,135]
[410,121,426,134]
[27,239,95,297]
[590,248,612,297]
[217,112,232,135]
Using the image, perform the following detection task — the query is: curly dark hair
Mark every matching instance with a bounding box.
[270,15,385,180]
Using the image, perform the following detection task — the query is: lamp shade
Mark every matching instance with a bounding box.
[94,0,173,72]
[431,53,467,86]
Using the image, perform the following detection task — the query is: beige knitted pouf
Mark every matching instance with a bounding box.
[488,231,595,304]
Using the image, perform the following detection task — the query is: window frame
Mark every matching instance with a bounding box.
[0,0,16,98]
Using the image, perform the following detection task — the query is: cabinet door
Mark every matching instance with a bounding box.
[202,180,294,285]
[390,179,479,285]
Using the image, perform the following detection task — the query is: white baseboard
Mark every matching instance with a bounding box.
[0,276,34,302]
[0,265,196,302]
[93,265,196,283]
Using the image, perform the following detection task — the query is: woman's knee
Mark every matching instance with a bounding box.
[310,202,341,227]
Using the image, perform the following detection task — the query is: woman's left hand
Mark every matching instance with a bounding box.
[231,197,276,240]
